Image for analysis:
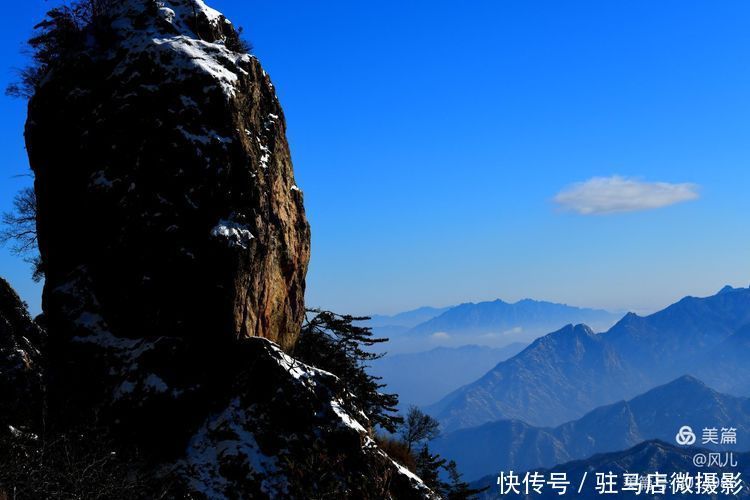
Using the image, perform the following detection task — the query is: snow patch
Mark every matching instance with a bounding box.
[109,0,255,100]
[90,171,115,188]
[389,454,428,485]
[178,126,232,146]
[256,137,271,169]
[74,312,110,334]
[264,340,336,388]
[152,36,242,97]
[144,374,169,393]
[183,397,288,497]
[193,0,224,23]
[330,399,367,433]
[210,219,255,249]
[114,380,136,400]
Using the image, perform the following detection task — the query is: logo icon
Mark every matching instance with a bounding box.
[676,425,696,446]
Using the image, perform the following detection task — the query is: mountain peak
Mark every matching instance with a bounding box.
[628,375,719,410]
[406,299,620,344]
[676,373,703,383]
[556,323,595,337]
[515,298,538,305]
[525,323,598,351]
[663,374,708,389]
[718,285,738,295]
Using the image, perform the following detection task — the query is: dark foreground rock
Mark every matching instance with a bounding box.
[0,287,432,497]
[0,278,44,433]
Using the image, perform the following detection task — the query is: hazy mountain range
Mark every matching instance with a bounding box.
[367,306,452,329]
[367,299,622,353]
[365,298,622,407]
[472,440,750,499]
[408,298,621,341]
[432,376,750,481]
[426,285,750,431]
[368,343,526,408]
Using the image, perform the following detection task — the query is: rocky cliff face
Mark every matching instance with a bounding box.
[0,278,44,433]
[10,0,433,497]
[27,0,310,352]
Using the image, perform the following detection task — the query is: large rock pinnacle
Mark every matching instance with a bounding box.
[15,2,435,496]
[27,0,310,352]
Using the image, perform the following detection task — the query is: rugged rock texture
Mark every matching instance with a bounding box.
[0,278,44,433]
[27,0,310,352]
[38,270,433,497]
[13,1,433,497]
[173,337,432,498]
[27,0,312,449]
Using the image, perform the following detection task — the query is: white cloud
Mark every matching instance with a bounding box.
[431,332,450,340]
[553,176,699,215]
[480,327,524,339]
[502,326,523,336]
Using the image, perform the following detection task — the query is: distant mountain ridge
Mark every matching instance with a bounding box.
[366,306,451,329]
[409,298,621,338]
[432,376,750,481]
[426,323,643,429]
[368,299,621,353]
[427,285,750,431]
[363,307,451,347]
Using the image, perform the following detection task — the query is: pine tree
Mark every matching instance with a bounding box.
[444,460,487,499]
[293,309,402,433]
[6,2,106,98]
[414,444,448,494]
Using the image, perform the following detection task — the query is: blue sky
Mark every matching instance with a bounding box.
[1,1,750,316]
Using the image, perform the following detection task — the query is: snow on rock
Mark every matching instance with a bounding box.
[108,0,254,100]
[264,340,334,383]
[330,398,368,433]
[182,397,288,498]
[90,171,116,188]
[0,278,45,433]
[175,337,437,498]
[144,373,169,393]
[210,218,255,249]
[384,451,434,493]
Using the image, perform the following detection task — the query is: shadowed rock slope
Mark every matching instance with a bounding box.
[0,278,44,433]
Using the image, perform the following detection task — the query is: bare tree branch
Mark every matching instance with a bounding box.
[0,187,38,256]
